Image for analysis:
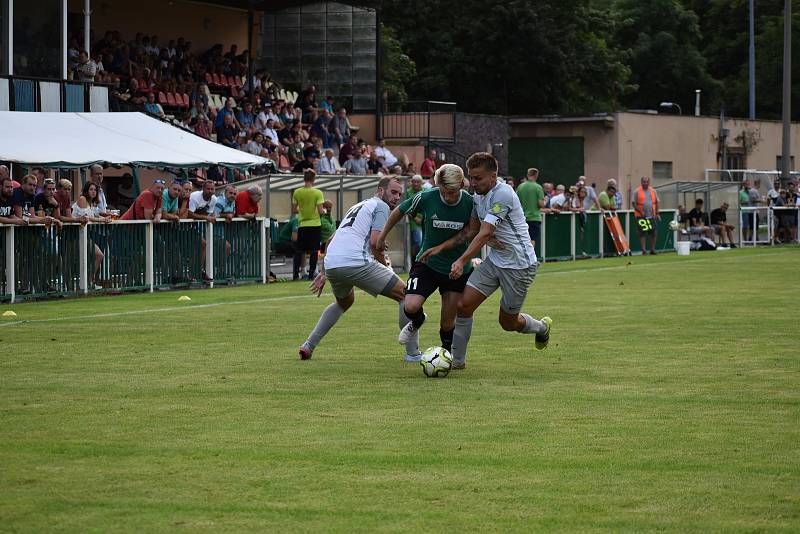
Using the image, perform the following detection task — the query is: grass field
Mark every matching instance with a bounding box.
[1,247,799,532]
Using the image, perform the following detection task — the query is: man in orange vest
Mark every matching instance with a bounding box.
[631,176,660,255]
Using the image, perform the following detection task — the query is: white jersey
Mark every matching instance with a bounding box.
[189,191,217,215]
[324,196,390,269]
[474,179,537,269]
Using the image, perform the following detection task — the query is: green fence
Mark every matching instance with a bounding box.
[540,210,677,261]
[0,219,268,302]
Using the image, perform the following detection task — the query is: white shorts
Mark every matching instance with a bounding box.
[326,262,401,300]
[466,257,537,314]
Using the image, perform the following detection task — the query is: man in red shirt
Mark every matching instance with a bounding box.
[235,185,262,220]
[120,179,165,221]
[420,148,439,179]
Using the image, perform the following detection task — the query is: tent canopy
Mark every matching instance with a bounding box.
[0,112,270,169]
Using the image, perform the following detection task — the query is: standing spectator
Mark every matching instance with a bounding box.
[214,185,237,222]
[598,180,617,211]
[11,175,41,223]
[344,151,368,175]
[320,200,336,251]
[188,180,218,281]
[178,181,193,218]
[405,175,424,259]
[329,108,351,147]
[75,50,97,81]
[709,202,737,248]
[577,176,601,211]
[311,109,333,148]
[420,149,440,180]
[32,179,64,229]
[0,176,19,224]
[54,179,82,222]
[318,148,342,174]
[72,182,111,289]
[542,182,554,207]
[549,185,567,211]
[291,169,325,280]
[739,179,753,241]
[235,185,262,220]
[89,164,110,215]
[516,167,546,248]
[0,165,18,188]
[631,176,660,255]
[120,179,165,221]
[161,179,182,221]
[374,138,399,168]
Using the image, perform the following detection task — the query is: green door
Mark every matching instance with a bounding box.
[509,137,584,186]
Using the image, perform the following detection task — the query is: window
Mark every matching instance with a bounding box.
[725,148,746,170]
[652,161,673,181]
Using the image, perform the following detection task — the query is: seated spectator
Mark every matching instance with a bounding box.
[303,142,321,161]
[256,102,278,130]
[311,109,334,148]
[330,108,351,147]
[261,118,280,148]
[709,202,737,248]
[274,214,299,256]
[344,151,368,174]
[287,133,305,167]
[548,185,567,211]
[320,95,335,113]
[144,92,165,118]
[317,148,343,174]
[374,138,398,168]
[0,176,19,224]
[688,198,714,240]
[295,84,317,119]
[161,179,182,221]
[293,153,317,173]
[367,152,385,175]
[120,179,165,221]
[214,98,240,130]
[236,101,256,132]
[598,180,617,211]
[214,185,237,222]
[235,185,262,219]
[33,179,64,229]
[217,114,240,149]
[338,134,359,165]
[243,132,267,156]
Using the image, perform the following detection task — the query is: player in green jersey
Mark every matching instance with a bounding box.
[377,164,475,362]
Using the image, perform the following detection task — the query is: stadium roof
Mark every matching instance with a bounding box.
[195,0,375,11]
[0,112,270,169]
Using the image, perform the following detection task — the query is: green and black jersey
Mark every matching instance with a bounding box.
[398,188,475,275]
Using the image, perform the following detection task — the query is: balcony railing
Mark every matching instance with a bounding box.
[381,100,456,143]
[0,75,111,113]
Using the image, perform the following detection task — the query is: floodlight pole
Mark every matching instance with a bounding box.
[781,0,792,182]
[749,0,756,120]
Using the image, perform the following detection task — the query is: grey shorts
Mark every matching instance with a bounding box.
[326,262,402,300]
[466,257,538,314]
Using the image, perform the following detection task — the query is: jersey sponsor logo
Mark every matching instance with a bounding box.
[491,202,503,214]
[430,213,439,220]
[432,220,464,230]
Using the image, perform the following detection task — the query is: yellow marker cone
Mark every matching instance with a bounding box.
[178,295,191,302]
[2,310,17,317]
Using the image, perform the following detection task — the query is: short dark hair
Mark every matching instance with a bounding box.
[303,169,317,182]
[466,152,498,173]
[377,176,399,192]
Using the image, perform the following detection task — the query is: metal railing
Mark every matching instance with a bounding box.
[1,218,268,303]
[739,206,800,246]
[381,100,456,143]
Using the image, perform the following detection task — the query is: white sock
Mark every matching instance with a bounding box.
[520,313,546,334]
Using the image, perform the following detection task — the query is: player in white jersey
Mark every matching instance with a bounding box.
[421,153,552,369]
[299,177,406,360]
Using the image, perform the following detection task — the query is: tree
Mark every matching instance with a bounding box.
[380,24,417,105]
[612,0,720,113]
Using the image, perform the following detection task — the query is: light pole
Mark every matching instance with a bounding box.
[749,0,756,119]
[695,89,701,116]
[659,102,682,115]
[781,0,791,182]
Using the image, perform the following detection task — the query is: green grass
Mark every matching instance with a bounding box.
[1,247,799,532]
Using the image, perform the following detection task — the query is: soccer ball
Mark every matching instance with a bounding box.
[420,346,452,378]
[668,220,680,231]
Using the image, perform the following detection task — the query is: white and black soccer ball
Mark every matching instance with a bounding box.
[420,346,452,378]
[668,220,680,231]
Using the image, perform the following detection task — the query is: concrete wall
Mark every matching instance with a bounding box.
[450,113,509,174]
[71,0,251,53]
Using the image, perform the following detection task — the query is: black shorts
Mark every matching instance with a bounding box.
[406,261,470,298]
[526,220,541,243]
[635,217,657,235]
[296,226,322,252]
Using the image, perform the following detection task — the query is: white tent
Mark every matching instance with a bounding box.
[0,112,269,168]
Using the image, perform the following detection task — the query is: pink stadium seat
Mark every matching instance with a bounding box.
[181,93,190,108]
[140,79,152,93]
[228,76,239,88]
[205,72,214,86]
[158,91,168,104]
[212,73,222,87]
[166,93,177,107]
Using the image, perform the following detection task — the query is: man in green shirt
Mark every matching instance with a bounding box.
[598,179,618,211]
[405,175,424,258]
[275,215,299,256]
[291,169,325,280]
[320,200,336,250]
[515,167,545,247]
[377,164,474,362]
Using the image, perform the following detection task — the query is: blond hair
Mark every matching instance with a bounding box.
[434,164,464,190]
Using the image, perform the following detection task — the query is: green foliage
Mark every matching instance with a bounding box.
[380,23,417,104]
[0,248,798,530]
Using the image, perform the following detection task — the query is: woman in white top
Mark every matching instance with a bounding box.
[73,182,111,289]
